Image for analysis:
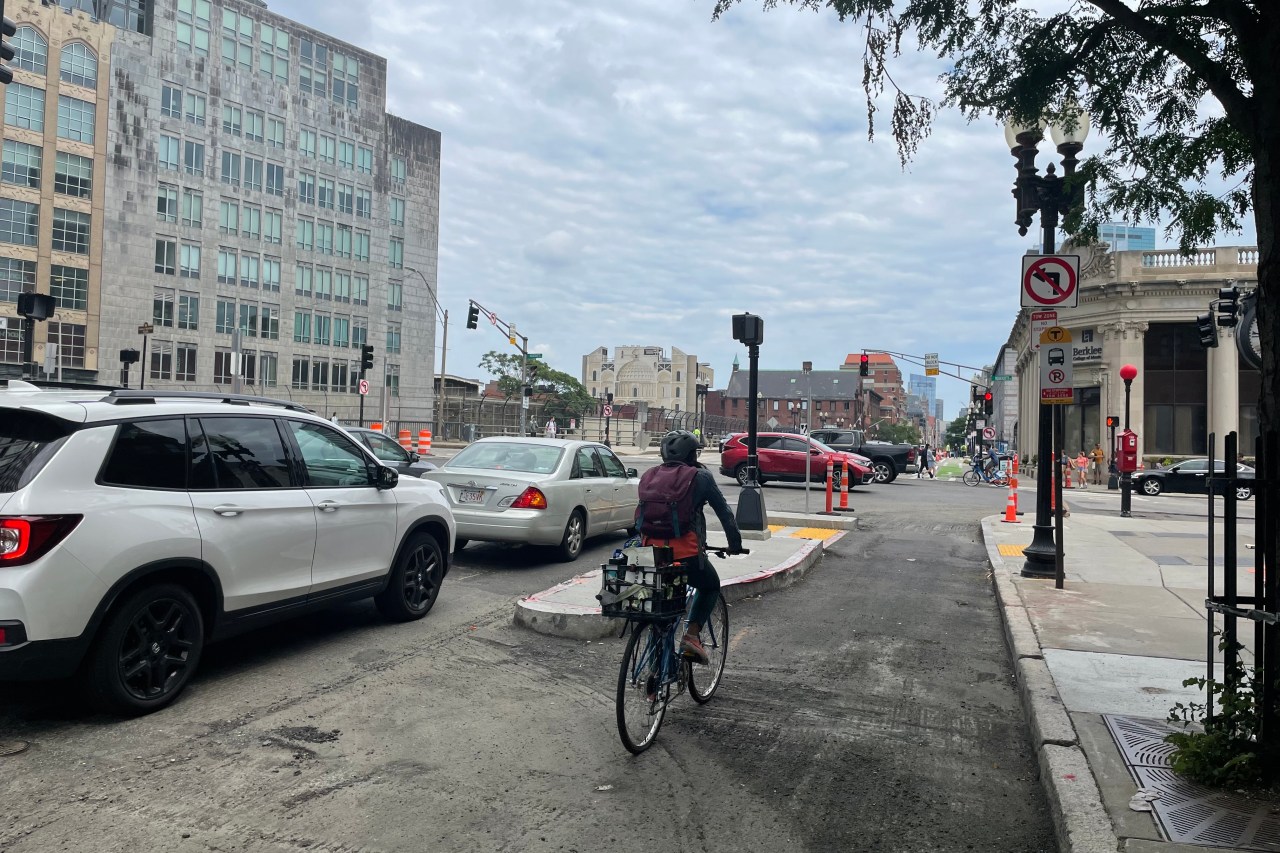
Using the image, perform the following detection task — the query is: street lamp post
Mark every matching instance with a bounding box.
[405,268,447,440]
[732,313,767,532]
[1120,363,1138,517]
[1005,105,1090,580]
[137,322,154,390]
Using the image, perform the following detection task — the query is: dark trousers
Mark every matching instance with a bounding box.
[685,552,721,628]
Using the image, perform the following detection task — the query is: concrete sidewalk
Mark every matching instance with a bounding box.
[514,512,853,639]
[982,507,1271,853]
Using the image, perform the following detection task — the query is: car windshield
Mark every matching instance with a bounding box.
[0,410,75,493]
[446,442,562,474]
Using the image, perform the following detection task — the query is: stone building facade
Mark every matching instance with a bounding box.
[581,345,713,413]
[2,0,441,423]
[1006,244,1260,464]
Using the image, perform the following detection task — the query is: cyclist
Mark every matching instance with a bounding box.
[984,446,1003,481]
[637,430,744,665]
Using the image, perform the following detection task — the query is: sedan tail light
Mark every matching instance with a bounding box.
[507,487,548,510]
[0,515,83,567]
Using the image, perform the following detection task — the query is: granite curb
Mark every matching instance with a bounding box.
[981,515,1119,853]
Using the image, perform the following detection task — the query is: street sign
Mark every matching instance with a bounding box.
[1022,255,1080,308]
[1029,310,1057,352]
[982,426,996,440]
[137,322,154,335]
[526,353,543,360]
[991,374,1012,382]
[603,404,613,417]
[766,417,779,429]
[1039,326,1075,404]
[975,419,986,429]
[358,378,370,396]
[924,353,939,376]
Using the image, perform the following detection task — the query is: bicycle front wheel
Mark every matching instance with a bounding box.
[616,623,668,754]
[688,594,729,704]
[962,469,980,486]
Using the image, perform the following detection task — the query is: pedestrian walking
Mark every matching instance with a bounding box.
[1075,451,1089,489]
[923,443,936,478]
[1090,443,1105,485]
[545,418,557,439]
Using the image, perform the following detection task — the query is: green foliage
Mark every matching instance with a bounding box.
[943,414,967,448]
[1166,634,1270,789]
[478,351,597,420]
[875,422,921,444]
[710,0,1265,253]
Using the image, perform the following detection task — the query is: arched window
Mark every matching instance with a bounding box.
[13,27,48,75]
[60,42,98,89]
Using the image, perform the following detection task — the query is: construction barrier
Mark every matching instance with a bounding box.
[370,421,383,433]
[1002,455,1020,523]
[398,428,412,450]
[417,429,432,456]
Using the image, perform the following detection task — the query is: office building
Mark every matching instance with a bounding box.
[1099,222,1156,252]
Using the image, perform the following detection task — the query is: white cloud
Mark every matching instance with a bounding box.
[268,0,1249,419]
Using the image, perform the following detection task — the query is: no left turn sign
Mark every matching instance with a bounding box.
[1021,254,1080,308]
[603,404,613,417]
[982,426,996,440]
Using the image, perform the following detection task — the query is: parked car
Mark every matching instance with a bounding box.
[1134,458,1255,499]
[0,381,455,715]
[808,428,918,483]
[421,438,639,561]
[718,433,874,487]
[347,426,438,477]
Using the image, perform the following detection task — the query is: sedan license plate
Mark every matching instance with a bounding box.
[459,488,486,504]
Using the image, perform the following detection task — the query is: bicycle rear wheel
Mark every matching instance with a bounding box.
[688,594,729,704]
[962,469,980,486]
[616,622,668,754]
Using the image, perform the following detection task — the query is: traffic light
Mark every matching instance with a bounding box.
[858,353,869,377]
[0,13,16,86]
[1195,311,1218,348]
[1106,415,1119,429]
[359,344,375,373]
[1217,286,1240,327]
[606,392,613,404]
[466,303,479,329]
[983,390,994,416]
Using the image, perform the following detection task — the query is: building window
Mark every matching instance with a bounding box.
[385,364,400,398]
[388,237,403,269]
[153,288,174,327]
[315,266,332,300]
[57,95,96,143]
[317,177,334,209]
[298,129,316,159]
[5,83,46,131]
[265,162,285,196]
[181,189,203,227]
[294,263,313,296]
[293,310,311,343]
[297,172,315,205]
[352,320,367,348]
[156,184,178,222]
[178,292,199,330]
[238,303,258,337]
[315,221,333,255]
[260,351,278,386]
[311,359,329,390]
[239,253,259,289]
[241,204,261,239]
[2,140,42,188]
[180,243,201,279]
[213,349,234,384]
[334,270,351,303]
[50,265,88,311]
[314,314,331,346]
[336,224,352,258]
[296,218,314,251]
[243,156,263,192]
[0,257,36,302]
[389,197,405,227]
[0,199,39,246]
[298,38,328,97]
[264,209,282,244]
[339,141,355,170]
[183,92,205,126]
[184,140,205,176]
[333,317,350,348]
[52,209,90,254]
[266,116,285,148]
[154,238,176,274]
[258,23,289,84]
[221,150,241,186]
[390,157,406,185]
[177,0,212,56]
[355,189,372,219]
[159,134,180,171]
[357,146,373,175]
[353,275,368,306]
[59,42,98,88]
[387,280,402,312]
[260,304,279,339]
[221,8,253,72]
[217,248,237,285]
[219,200,239,234]
[215,298,235,334]
[245,110,264,143]
[319,135,335,164]
[54,152,92,198]
[161,85,182,119]
[330,52,359,109]
[332,360,348,392]
[221,103,242,136]
[386,324,401,355]
[13,27,48,75]
[47,322,86,368]
[338,183,353,215]
[262,257,281,293]
[175,342,197,382]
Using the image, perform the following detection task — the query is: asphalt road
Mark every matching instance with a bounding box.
[1,458,1058,853]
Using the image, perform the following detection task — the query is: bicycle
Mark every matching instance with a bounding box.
[599,543,743,754]
[963,460,1009,487]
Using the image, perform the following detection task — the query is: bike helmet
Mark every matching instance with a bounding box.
[660,430,700,463]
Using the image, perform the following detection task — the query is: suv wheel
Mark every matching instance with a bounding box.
[85,583,205,716]
[376,533,444,621]
[872,460,895,484]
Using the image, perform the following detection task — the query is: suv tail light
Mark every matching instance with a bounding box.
[0,515,83,567]
[505,487,548,510]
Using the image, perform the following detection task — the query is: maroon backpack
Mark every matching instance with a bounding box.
[636,463,699,542]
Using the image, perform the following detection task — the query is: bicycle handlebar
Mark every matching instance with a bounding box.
[710,545,750,558]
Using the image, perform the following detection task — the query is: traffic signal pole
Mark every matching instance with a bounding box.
[466,300,530,436]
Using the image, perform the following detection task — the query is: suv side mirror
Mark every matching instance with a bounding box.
[409,451,420,463]
[626,468,638,478]
[376,465,399,490]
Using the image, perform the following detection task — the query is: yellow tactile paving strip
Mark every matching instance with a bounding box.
[764,524,843,541]
[998,544,1026,557]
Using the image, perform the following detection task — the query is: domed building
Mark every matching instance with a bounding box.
[581,346,713,412]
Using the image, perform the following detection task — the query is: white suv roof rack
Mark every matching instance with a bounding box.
[103,389,314,413]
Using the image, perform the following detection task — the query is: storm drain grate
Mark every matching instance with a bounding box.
[0,740,29,757]
[1104,715,1280,851]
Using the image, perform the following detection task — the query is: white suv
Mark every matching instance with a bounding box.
[0,382,454,715]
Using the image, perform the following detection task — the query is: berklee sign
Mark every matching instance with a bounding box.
[1021,255,1080,308]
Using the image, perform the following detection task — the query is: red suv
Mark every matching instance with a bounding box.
[718,433,874,487]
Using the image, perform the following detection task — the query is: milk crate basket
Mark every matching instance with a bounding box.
[598,557,689,622]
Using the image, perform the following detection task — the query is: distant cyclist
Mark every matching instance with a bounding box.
[635,430,744,664]
[984,447,1002,480]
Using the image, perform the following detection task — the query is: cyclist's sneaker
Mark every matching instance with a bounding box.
[680,634,710,665]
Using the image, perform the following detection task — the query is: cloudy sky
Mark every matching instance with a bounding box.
[270,0,1247,421]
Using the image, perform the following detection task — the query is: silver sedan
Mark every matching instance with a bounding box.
[421,438,640,561]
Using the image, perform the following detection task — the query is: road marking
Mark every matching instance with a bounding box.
[790,527,842,541]
[997,544,1026,557]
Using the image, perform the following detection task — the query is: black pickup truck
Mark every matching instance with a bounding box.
[809,428,917,483]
